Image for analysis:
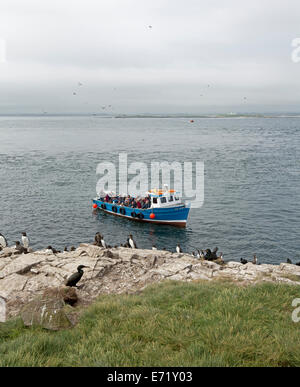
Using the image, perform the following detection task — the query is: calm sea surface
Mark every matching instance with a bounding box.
[0,116,299,264]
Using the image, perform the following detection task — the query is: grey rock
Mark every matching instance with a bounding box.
[0,245,299,319]
[21,293,76,331]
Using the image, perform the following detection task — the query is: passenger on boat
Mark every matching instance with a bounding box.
[143,198,151,208]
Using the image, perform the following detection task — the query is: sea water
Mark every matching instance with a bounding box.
[0,115,299,264]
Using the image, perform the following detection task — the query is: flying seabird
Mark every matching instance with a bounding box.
[128,234,137,249]
[65,265,89,287]
[176,243,182,253]
[21,232,29,249]
[0,233,7,248]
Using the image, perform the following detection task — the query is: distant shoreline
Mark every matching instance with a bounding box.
[1,113,300,119]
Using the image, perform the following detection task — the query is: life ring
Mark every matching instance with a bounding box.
[112,206,118,213]
[131,212,137,218]
[101,203,106,210]
[137,213,144,219]
[120,207,126,215]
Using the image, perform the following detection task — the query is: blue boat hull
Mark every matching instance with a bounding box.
[92,199,190,227]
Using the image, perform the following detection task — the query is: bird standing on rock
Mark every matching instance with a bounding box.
[128,234,137,249]
[45,246,59,254]
[176,243,182,253]
[65,265,89,287]
[100,234,107,249]
[240,258,248,265]
[218,252,224,262]
[252,254,258,265]
[22,232,29,249]
[94,232,102,246]
[0,233,7,248]
[204,249,212,260]
[211,247,218,260]
[286,258,300,266]
[15,241,27,254]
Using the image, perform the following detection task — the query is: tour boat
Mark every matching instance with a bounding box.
[92,187,191,228]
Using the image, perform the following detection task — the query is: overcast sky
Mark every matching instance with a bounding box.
[0,0,300,114]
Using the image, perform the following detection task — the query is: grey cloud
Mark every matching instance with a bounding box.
[0,0,300,113]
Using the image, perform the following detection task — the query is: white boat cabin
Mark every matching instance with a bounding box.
[148,188,183,208]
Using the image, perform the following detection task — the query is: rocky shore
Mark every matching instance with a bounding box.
[1,244,300,325]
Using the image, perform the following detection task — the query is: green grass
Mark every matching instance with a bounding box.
[1,281,300,366]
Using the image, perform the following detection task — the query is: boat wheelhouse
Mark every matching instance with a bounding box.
[92,186,191,227]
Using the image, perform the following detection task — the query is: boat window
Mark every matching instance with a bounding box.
[152,197,158,204]
[175,196,180,201]
[169,196,174,202]
[160,197,167,204]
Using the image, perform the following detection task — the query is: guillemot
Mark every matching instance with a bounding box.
[15,241,27,254]
[100,234,107,249]
[128,234,137,249]
[94,232,102,247]
[22,232,30,249]
[176,243,182,253]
